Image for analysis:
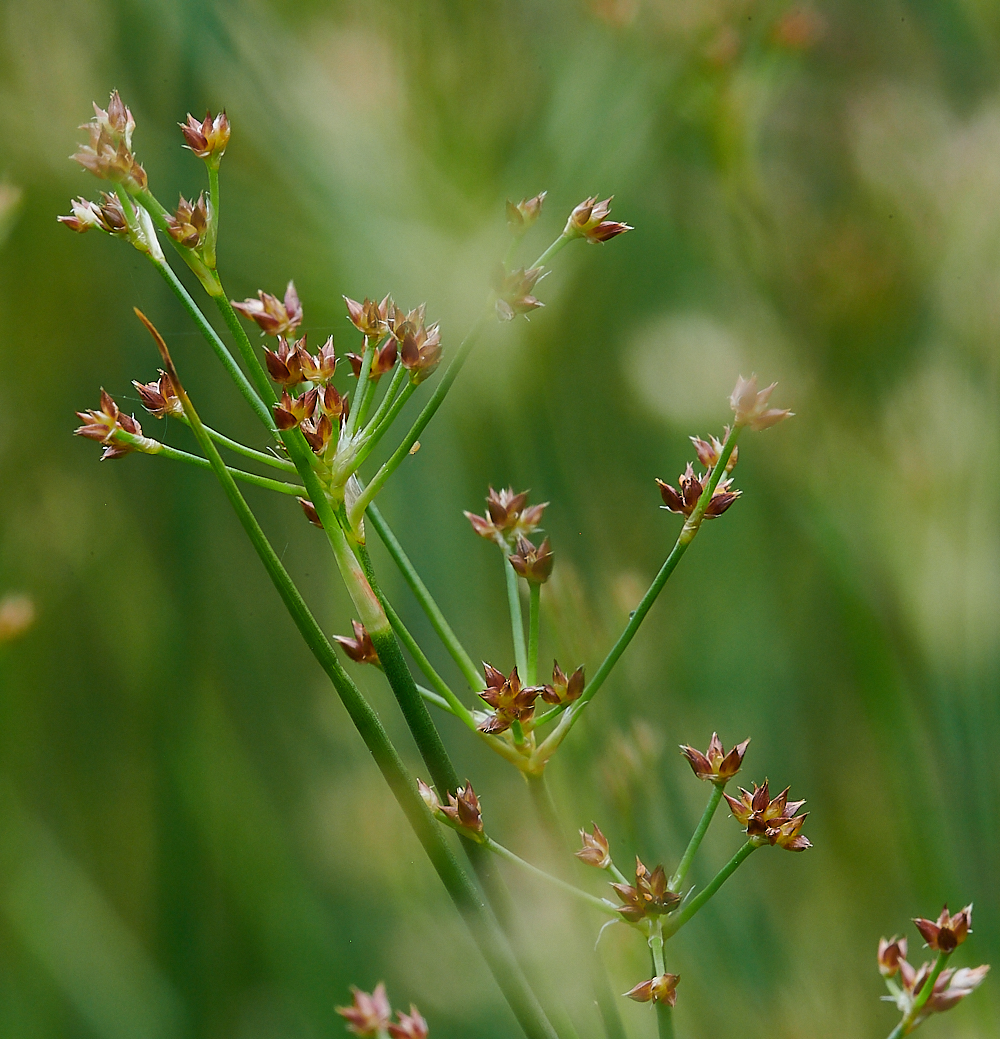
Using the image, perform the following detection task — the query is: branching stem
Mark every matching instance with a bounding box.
[669,784,725,892]
[505,556,528,677]
[662,839,757,939]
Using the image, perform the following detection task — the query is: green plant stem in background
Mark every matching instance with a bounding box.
[669,784,725,892]
[150,259,276,433]
[534,427,743,767]
[115,431,304,495]
[662,840,757,939]
[484,837,619,918]
[367,504,484,690]
[153,330,560,1039]
[417,685,454,714]
[527,582,540,685]
[505,557,528,676]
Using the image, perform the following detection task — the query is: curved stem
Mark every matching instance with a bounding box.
[662,840,757,939]
[200,423,296,471]
[505,556,528,677]
[213,292,279,408]
[152,332,559,1039]
[150,258,275,433]
[669,784,725,892]
[527,582,541,686]
[484,837,620,918]
[367,504,484,690]
[352,382,416,471]
[534,427,743,767]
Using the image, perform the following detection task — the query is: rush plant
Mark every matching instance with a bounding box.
[63,93,987,1039]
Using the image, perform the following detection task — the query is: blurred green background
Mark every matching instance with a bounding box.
[1,0,998,1036]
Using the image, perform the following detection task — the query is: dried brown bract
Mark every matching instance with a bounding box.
[334,620,379,666]
[232,281,302,337]
[724,780,811,851]
[542,661,584,705]
[729,374,793,431]
[465,487,548,546]
[508,536,553,584]
[680,733,749,784]
[506,191,546,232]
[133,370,183,418]
[179,110,230,163]
[612,858,680,921]
[75,389,143,460]
[166,193,209,248]
[564,196,632,243]
[914,905,973,953]
[336,983,392,1037]
[477,664,543,735]
[576,823,611,869]
[624,973,680,1006]
[495,266,546,321]
[656,464,740,519]
[439,782,484,834]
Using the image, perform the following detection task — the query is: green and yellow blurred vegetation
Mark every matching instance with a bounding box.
[1,0,999,1035]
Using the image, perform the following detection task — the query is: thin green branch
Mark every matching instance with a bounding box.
[527,582,541,686]
[662,840,757,939]
[417,684,454,714]
[669,784,725,892]
[893,950,951,1037]
[345,337,375,438]
[205,163,220,269]
[213,292,280,409]
[505,556,528,677]
[145,318,559,1039]
[534,427,743,768]
[485,837,620,918]
[363,362,407,434]
[367,503,484,690]
[353,381,416,470]
[200,423,297,471]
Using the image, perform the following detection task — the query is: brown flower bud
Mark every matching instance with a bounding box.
[265,337,306,386]
[576,824,611,869]
[58,193,129,236]
[232,281,302,337]
[477,664,544,735]
[398,317,442,384]
[506,191,547,232]
[878,935,908,978]
[133,370,183,418]
[388,1005,428,1039]
[347,336,397,382]
[541,661,584,705]
[344,294,391,340]
[272,388,318,431]
[729,374,793,431]
[72,92,147,190]
[165,193,209,248]
[0,594,35,644]
[564,196,632,244]
[179,110,230,163]
[612,857,680,922]
[656,465,740,520]
[300,411,334,454]
[689,427,738,472]
[75,389,144,460]
[724,780,811,851]
[890,957,989,1025]
[298,497,323,528]
[624,973,680,1006]
[439,782,484,834]
[508,535,553,584]
[464,487,548,546]
[494,266,546,321]
[336,984,392,1038]
[679,733,749,784]
[333,620,379,666]
[298,335,338,383]
[914,905,973,953]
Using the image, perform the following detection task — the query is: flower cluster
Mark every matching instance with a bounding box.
[495,266,546,321]
[729,375,793,431]
[477,665,543,735]
[74,389,145,460]
[724,780,811,851]
[418,779,484,836]
[564,196,632,243]
[506,191,546,233]
[58,192,128,236]
[879,909,988,1032]
[344,297,442,384]
[71,91,146,190]
[133,371,183,419]
[656,463,740,520]
[541,661,584,706]
[334,621,379,666]
[336,983,428,1039]
[508,535,553,584]
[624,973,680,1006]
[575,823,611,869]
[612,858,681,922]
[166,193,209,248]
[464,487,547,547]
[232,281,303,338]
[179,110,230,164]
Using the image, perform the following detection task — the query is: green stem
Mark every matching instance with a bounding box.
[150,259,276,434]
[505,556,528,677]
[531,233,572,269]
[417,684,454,714]
[904,951,951,1032]
[114,432,304,495]
[527,582,541,686]
[156,341,559,1039]
[364,362,407,434]
[662,840,757,939]
[668,784,725,892]
[348,312,489,527]
[352,382,416,471]
[345,337,375,438]
[200,423,296,472]
[884,1025,904,1039]
[213,292,280,409]
[485,837,620,918]
[534,427,743,767]
[655,1004,675,1039]
[366,504,484,690]
[205,163,220,269]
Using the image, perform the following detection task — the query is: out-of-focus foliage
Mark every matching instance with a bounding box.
[1,0,998,1036]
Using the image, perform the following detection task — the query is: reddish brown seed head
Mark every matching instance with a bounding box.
[494,266,546,321]
[264,337,306,386]
[476,665,544,735]
[344,294,392,340]
[576,823,611,869]
[439,782,484,834]
[612,857,681,921]
[333,620,379,666]
[914,905,973,952]
[165,193,209,248]
[72,92,147,189]
[398,317,442,384]
[506,191,547,232]
[724,781,811,850]
[508,535,554,584]
[336,984,392,1037]
[878,936,908,978]
[388,1005,429,1039]
[689,426,739,472]
[464,487,548,546]
[541,661,584,705]
[179,110,230,162]
[133,370,183,419]
[74,388,143,460]
[564,195,633,244]
[624,973,680,1006]
[656,465,740,520]
[679,733,750,784]
[298,335,338,384]
[232,281,302,337]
